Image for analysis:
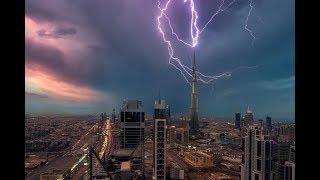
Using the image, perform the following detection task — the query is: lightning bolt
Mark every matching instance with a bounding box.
[244,0,256,46]
[156,0,259,85]
[200,0,236,34]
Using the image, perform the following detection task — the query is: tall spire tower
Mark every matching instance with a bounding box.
[189,51,199,134]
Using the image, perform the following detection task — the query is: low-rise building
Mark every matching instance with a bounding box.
[182,151,213,168]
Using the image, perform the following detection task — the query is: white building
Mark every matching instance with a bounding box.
[241,125,272,180]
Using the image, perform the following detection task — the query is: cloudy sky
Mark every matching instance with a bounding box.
[25,0,294,120]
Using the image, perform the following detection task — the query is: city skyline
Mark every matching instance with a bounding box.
[25,0,294,120]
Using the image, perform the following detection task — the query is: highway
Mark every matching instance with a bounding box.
[70,119,114,179]
[26,120,114,180]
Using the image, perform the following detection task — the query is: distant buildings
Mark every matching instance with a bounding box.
[241,125,272,180]
[166,105,171,124]
[167,125,176,145]
[258,119,264,128]
[235,113,241,130]
[182,151,213,168]
[242,107,254,128]
[100,112,107,122]
[175,127,189,145]
[40,168,69,180]
[154,98,167,180]
[273,124,295,142]
[112,108,116,124]
[272,142,290,180]
[168,162,185,180]
[266,116,272,131]
[166,121,189,146]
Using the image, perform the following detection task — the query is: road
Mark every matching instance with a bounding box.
[26,122,101,180]
[70,119,114,179]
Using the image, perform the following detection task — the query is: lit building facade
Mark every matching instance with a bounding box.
[272,142,290,180]
[284,161,295,180]
[154,99,167,180]
[183,151,213,168]
[241,126,272,180]
[167,125,176,145]
[235,112,241,130]
[175,128,189,145]
[242,107,254,128]
[284,143,295,180]
[120,100,145,149]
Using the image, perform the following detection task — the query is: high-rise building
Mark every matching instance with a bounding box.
[154,98,167,180]
[266,116,272,131]
[167,125,176,145]
[189,51,199,134]
[112,108,116,124]
[274,124,295,142]
[242,106,254,127]
[100,112,107,122]
[175,128,189,145]
[272,142,290,180]
[258,119,264,128]
[284,161,295,180]
[119,100,145,177]
[235,113,241,130]
[289,143,295,163]
[284,143,295,180]
[166,105,171,123]
[120,100,145,149]
[241,126,272,180]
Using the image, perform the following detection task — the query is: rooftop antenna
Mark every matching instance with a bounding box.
[158,89,161,104]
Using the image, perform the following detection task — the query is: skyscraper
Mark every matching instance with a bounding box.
[243,106,254,127]
[112,108,116,124]
[189,51,199,134]
[284,143,295,180]
[165,105,171,124]
[241,125,272,180]
[272,142,290,180]
[266,116,272,131]
[120,100,145,149]
[154,98,166,180]
[235,113,241,130]
[284,161,295,180]
[258,119,264,128]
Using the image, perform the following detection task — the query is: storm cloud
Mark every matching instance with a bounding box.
[25,0,294,119]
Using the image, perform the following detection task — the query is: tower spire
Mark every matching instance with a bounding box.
[190,50,199,134]
[158,89,161,104]
[192,50,197,94]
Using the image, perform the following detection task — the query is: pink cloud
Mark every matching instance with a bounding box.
[25,64,106,103]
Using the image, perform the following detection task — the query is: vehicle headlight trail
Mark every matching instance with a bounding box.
[156,0,259,85]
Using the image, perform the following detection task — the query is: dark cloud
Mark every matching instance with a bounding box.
[25,38,65,69]
[25,92,49,99]
[37,27,77,39]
